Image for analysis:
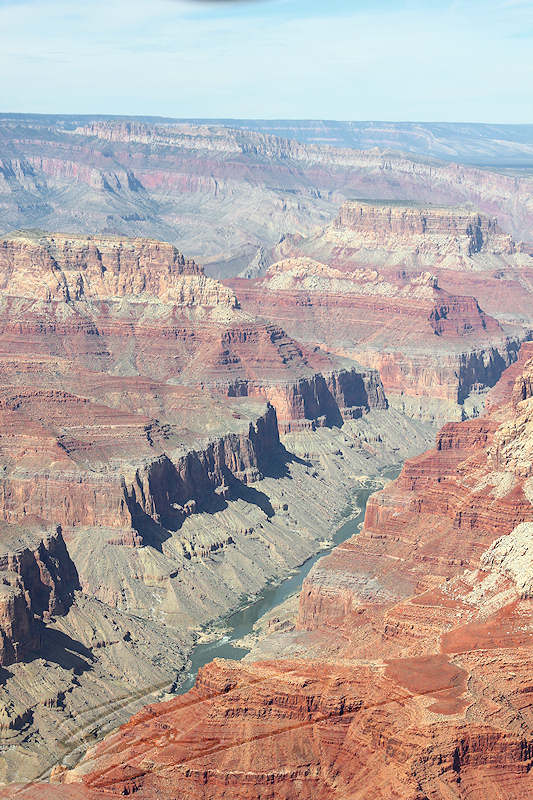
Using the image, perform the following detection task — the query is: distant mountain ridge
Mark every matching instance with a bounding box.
[181,119,533,167]
[1,114,533,280]
[2,114,533,167]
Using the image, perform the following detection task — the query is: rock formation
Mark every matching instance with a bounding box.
[0,230,385,429]
[267,201,533,332]
[0,521,78,666]
[0,231,390,622]
[0,117,531,797]
[332,201,514,260]
[228,254,524,422]
[39,341,533,800]
[1,121,532,796]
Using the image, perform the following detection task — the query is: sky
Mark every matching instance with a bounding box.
[0,0,532,123]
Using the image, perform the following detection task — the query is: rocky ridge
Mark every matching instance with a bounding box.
[0,230,385,431]
[0,230,231,304]
[267,200,530,277]
[228,252,524,422]
[267,201,533,329]
[193,119,533,166]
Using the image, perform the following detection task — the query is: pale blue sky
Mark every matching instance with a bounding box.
[0,0,532,122]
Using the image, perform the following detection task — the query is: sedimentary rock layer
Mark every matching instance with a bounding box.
[229,256,524,421]
[266,201,533,332]
[0,231,386,431]
[332,200,514,260]
[0,233,389,625]
[0,410,433,786]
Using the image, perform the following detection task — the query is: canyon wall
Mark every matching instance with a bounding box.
[228,365,387,432]
[333,200,514,258]
[228,253,526,422]
[0,523,78,667]
[269,200,529,275]
[0,231,385,430]
[266,201,533,329]
[1,120,532,794]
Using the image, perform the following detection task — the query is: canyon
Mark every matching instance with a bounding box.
[0,229,432,783]
[31,325,533,800]
[0,116,531,797]
[228,201,533,422]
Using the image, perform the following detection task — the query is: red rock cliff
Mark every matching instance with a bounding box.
[228,258,522,421]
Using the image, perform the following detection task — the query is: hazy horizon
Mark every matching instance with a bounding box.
[1,0,532,124]
[2,112,533,127]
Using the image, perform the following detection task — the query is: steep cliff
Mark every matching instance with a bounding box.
[0,232,386,432]
[0,522,78,667]
[0,385,280,532]
[266,201,533,335]
[333,201,514,259]
[0,231,233,304]
[228,257,524,422]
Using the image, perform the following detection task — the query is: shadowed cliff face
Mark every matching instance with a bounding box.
[0,231,391,551]
[0,230,385,428]
[35,347,533,800]
[0,523,79,667]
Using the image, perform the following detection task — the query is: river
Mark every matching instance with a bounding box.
[175,464,400,694]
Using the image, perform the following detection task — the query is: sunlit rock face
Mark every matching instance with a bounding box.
[228,239,526,423]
